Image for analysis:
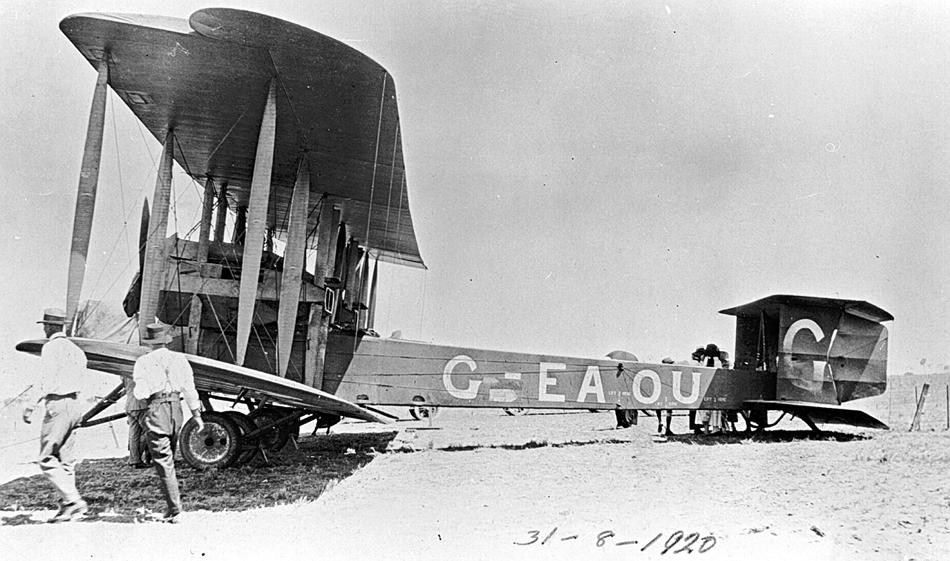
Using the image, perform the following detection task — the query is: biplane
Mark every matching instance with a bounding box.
[16,8,892,469]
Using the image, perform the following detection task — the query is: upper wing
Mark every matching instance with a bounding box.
[16,338,392,424]
[60,9,423,268]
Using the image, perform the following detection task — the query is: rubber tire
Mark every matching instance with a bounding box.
[248,407,291,452]
[223,411,259,466]
[504,408,527,416]
[180,412,242,470]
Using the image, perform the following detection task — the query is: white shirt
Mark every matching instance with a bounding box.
[132,347,201,411]
[27,333,87,403]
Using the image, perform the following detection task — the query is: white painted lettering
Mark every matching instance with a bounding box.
[783,318,824,352]
[576,365,605,403]
[443,355,481,399]
[538,362,566,402]
[632,370,661,404]
[671,370,702,404]
[489,372,521,402]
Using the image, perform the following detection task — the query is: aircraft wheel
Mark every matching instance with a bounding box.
[224,411,259,466]
[248,407,292,452]
[504,408,527,416]
[409,406,441,421]
[180,412,242,470]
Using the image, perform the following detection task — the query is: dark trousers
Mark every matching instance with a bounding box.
[128,409,150,465]
[144,398,183,515]
[39,395,84,504]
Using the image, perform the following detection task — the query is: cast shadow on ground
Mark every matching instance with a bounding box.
[658,429,873,446]
[0,431,398,525]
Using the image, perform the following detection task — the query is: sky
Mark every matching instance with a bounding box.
[1,0,949,396]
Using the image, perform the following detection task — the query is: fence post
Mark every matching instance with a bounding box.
[910,383,930,432]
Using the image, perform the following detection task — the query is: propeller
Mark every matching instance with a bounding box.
[122,199,150,317]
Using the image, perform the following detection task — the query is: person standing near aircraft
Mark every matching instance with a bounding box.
[124,378,150,468]
[132,323,204,523]
[657,357,676,435]
[692,343,730,434]
[21,308,89,523]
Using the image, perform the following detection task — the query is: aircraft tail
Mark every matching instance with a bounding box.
[721,295,891,406]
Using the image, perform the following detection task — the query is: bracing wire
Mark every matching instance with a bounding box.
[80,91,155,327]
[353,72,389,350]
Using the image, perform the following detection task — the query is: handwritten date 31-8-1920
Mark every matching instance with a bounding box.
[514,527,717,554]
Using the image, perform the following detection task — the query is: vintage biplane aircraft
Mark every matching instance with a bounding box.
[17,9,892,469]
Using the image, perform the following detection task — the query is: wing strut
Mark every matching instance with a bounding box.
[276,157,310,377]
[306,203,341,389]
[138,130,175,341]
[65,57,109,335]
[213,181,228,242]
[236,78,278,365]
[366,254,379,330]
[186,176,216,353]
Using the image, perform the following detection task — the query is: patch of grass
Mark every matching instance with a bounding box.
[435,437,638,453]
[0,431,397,519]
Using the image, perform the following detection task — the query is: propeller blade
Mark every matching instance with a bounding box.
[122,198,150,317]
[138,198,150,271]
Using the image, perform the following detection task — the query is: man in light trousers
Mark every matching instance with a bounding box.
[132,323,203,523]
[22,308,89,523]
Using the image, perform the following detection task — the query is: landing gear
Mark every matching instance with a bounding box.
[739,409,787,433]
[503,408,527,416]
[180,412,242,469]
[248,407,295,452]
[180,408,305,469]
[223,410,260,466]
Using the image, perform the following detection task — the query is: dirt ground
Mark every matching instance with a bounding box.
[1,408,948,561]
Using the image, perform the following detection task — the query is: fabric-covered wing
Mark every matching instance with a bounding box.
[15,339,391,424]
[60,9,423,268]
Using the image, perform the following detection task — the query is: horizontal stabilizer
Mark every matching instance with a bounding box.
[16,338,391,425]
[744,399,888,430]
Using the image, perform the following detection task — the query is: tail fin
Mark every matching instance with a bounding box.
[721,295,891,405]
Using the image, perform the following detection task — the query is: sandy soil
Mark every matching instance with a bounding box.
[1,409,948,561]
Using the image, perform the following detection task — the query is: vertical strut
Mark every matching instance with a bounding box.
[214,182,228,242]
[366,255,379,331]
[186,177,216,354]
[236,79,278,365]
[138,130,174,341]
[277,157,310,377]
[308,208,341,389]
[65,58,109,334]
[233,205,247,245]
